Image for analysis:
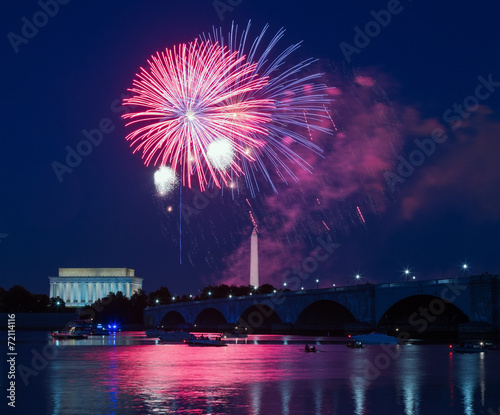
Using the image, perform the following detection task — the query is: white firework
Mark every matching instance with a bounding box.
[207,139,235,170]
[154,166,177,196]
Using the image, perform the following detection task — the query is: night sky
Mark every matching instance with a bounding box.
[2,0,499,297]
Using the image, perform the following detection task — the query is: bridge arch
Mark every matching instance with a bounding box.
[194,307,228,331]
[159,311,186,330]
[238,303,282,333]
[295,300,357,334]
[378,294,469,339]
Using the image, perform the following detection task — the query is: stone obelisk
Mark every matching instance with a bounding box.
[250,227,259,288]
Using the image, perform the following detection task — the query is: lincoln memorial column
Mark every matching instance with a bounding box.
[77,282,82,304]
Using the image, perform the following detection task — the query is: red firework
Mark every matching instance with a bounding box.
[122,39,274,191]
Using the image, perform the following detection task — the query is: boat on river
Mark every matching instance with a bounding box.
[346,341,365,349]
[69,320,110,336]
[184,335,227,347]
[51,327,88,340]
[351,332,398,345]
[159,331,195,343]
[71,320,93,335]
[91,323,110,335]
[453,343,488,354]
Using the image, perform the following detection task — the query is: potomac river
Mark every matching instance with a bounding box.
[4,331,500,414]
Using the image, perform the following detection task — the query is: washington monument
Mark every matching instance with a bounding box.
[250,227,259,287]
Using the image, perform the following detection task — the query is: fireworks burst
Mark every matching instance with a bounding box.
[154,166,177,196]
[123,21,333,195]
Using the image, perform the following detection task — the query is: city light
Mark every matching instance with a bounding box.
[462,263,468,277]
[316,279,319,289]
[355,274,360,285]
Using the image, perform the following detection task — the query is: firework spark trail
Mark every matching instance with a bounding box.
[322,220,331,231]
[249,210,259,230]
[323,105,338,131]
[123,21,333,196]
[202,21,333,195]
[303,111,313,141]
[123,39,273,191]
[356,206,366,224]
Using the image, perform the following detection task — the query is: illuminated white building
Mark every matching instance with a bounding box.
[49,268,143,307]
[250,227,259,287]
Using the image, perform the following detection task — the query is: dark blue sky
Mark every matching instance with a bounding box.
[1,0,499,296]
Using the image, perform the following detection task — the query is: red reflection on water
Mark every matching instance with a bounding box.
[71,343,307,412]
[64,339,357,414]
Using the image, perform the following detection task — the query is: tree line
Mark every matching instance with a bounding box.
[0,283,279,325]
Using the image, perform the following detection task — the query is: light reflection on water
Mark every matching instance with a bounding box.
[396,344,422,415]
[13,332,500,414]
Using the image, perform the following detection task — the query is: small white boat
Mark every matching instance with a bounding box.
[351,332,398,345]
[184,335,227,347]
[158,331,195,343]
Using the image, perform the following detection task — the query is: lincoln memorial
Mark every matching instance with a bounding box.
[49,268,143,307]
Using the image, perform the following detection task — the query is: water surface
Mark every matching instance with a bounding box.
[7,331,500,414]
